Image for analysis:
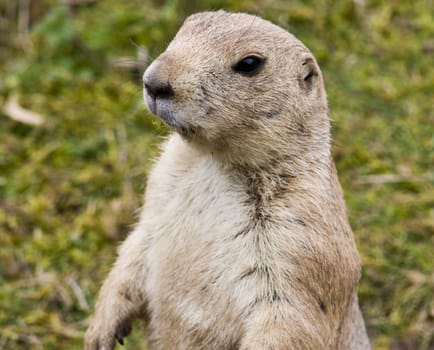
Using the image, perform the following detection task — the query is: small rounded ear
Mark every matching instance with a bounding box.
[300,57,319,91]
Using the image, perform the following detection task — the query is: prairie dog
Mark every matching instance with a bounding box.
[85,10,370,350]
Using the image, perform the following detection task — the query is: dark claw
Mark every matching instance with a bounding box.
[114,320,132,346]
[115,335,124,346]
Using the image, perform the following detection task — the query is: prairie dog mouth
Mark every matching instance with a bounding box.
[143,89,177,127]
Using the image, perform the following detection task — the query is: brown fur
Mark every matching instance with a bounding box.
[84,11,370,349]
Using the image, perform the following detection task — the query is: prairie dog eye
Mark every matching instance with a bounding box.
[233,55,265,76]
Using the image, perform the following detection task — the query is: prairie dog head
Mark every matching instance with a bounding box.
[143,11,330,167]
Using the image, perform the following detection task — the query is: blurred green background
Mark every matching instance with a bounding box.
[0,0,433,349]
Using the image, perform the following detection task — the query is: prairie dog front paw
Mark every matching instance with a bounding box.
[84,318,132,350]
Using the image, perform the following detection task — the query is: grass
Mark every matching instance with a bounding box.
[0,0,433,349]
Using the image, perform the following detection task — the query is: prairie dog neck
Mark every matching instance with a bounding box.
[179,133,335,210]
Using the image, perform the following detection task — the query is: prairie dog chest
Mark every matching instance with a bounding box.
[143,136,256,302]
[144,146,251,281]
[141,140,272,345]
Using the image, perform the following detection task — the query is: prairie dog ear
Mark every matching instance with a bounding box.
[300,57,319,91]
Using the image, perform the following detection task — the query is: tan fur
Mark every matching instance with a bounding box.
[84,11,370,350]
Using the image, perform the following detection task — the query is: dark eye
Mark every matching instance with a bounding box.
[233,55,265,76]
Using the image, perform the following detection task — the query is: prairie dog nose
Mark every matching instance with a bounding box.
[143,56,175,100]
[144,77,174,100]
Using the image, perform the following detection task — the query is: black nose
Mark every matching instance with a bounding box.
[144,78,174,100]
